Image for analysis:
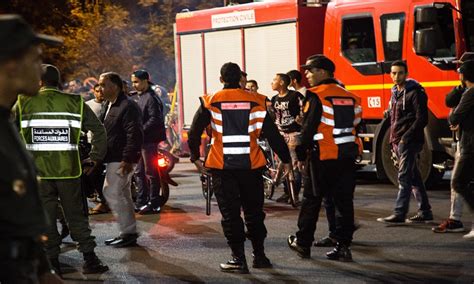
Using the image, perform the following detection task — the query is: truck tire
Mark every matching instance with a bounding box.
[379,129,444,188]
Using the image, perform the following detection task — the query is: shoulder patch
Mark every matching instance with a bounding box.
[332,98,354,106]
[221,102,251,110]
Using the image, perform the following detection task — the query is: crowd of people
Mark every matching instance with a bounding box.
[1,13,474,283]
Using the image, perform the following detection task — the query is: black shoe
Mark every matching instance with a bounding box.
[407,213,434,224]
[219,257,249,274]
[376,214,406,225]
[314,236,337,247]
[287,235,310,259]
[276,193,290,203]
[134,204,146,213]
[138,205,161,215]
[49,257,61,276]
[83,252,109,274]
[252,253,273,268]
[104,236,120,245]
[326,243,353,262]
[110,234,138,248]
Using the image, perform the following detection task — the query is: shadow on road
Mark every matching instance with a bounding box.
[126,245,207,283]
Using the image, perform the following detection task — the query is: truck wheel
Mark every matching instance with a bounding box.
[379,129,444,188]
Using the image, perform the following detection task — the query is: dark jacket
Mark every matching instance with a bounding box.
[389,79,428,145]
[103,93,144,163]
[137,87,166,144]
[445,85,465,108]
[449,87,474,154]
[0,106,48,238]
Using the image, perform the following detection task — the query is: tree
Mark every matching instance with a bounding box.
[1,0,224,89]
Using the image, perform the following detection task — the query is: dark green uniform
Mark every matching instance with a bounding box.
[16,87,107,260]
[0,106,52,282]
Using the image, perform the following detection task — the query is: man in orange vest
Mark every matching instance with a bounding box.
[188,62,291,273]
[287,55,362,262]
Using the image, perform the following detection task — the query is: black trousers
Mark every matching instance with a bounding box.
[296,158,355,247]
[452,153,474,211]
[212,168,267,254]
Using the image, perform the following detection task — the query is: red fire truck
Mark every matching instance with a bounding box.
[174,0,474,185]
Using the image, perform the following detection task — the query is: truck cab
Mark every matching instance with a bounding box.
[324,0,473,185]
[175,0,474,185]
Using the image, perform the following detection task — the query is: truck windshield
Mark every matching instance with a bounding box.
[461,0,474,51]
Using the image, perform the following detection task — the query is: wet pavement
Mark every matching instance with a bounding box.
[61,161,474,283]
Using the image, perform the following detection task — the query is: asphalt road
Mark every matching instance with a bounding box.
[60,161,474,284]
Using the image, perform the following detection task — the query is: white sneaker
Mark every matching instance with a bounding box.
[463,229,474,240]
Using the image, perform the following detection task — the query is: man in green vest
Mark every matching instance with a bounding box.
[16,64,109,275]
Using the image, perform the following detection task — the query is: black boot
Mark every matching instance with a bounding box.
[49,258,61,276]
[220,243,249,274]
[250,239,272,268]
[326,243,353,262]
[252,253,272,268]
[287,235,310,259]
[219,256,249,274]
[83,251,109,274]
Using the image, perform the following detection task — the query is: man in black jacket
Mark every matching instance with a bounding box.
[99,72,144,247]
[131,70,166,214]
[377,60,433,224]
[448,60,474,239]
[431,84,468,233]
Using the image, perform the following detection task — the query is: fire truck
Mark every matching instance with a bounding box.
[174,0,474,186]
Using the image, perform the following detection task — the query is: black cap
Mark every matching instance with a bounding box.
[301,54,336,73]
[458,60,474,74]
[458,60,474,82]
[0,15,62,61]
[41,64,60,85]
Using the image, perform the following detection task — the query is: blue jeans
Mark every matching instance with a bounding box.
[135,143,161,208]
[393,142,432,218]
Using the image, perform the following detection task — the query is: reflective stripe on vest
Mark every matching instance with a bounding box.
[201,89,267,170]
[309,84,362,160]
[18,87,83,179]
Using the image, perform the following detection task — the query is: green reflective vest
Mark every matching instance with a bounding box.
[18,87,84,179]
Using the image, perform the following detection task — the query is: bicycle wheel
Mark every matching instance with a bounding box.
[286,177,298,208]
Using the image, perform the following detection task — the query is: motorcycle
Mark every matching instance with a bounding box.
[130,147,178,210]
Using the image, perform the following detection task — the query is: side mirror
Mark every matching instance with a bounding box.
[415,28,436,57]
[415,7,437,25]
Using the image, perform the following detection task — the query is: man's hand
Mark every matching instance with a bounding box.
[118,161,134,177]
[297,161,307,176]
[193,160,204,174]
[450,124,459,131]
[39,272,63,284]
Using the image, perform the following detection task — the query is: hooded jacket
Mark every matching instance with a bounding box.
[449,87,474,154]
[389,79,428,145]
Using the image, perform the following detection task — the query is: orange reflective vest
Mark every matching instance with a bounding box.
[201,89,268,170]
[309,83,362,161]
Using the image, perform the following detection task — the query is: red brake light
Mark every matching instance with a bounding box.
[157,157,168,168]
